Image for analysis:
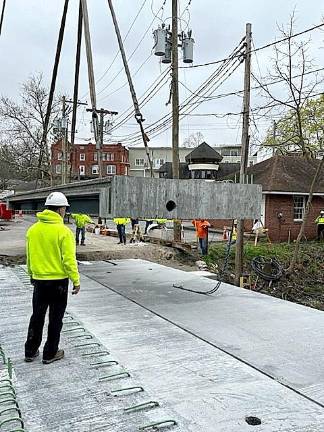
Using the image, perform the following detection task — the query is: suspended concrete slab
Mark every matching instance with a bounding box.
[101,176,262,219]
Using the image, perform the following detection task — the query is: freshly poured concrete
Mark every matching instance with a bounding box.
[79,259,324,406]
[0,261,324,431]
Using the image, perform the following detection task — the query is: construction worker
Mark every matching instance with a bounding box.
[315,210,324,240]
[228,220,238,246]
[192,219,211,256]
[24,192,80,365]
[144,219,153,235]
[70,213,94,246]
[113,217,130,244]
[130,218,144,243]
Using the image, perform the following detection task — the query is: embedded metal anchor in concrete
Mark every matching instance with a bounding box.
[68,334,93,340]
[111,386,144,396]
[62,326,86,333]
[99,372,130,381]
[138,419,177,431]
[82,351,110,357]
[75,342,101,348]
[124,401,159,413]
[90,360,118,368]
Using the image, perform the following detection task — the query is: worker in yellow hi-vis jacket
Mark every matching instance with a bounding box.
[315,210,324,240]
[25,192,80,365]
[71,213,94,246]
[113,218,130,244]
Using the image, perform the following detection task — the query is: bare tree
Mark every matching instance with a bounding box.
[255,14,324,272]
[0,74,60,186]
[255,13,323,158]
[182,131,204,147]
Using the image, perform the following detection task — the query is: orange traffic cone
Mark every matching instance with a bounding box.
[223,226,228,240]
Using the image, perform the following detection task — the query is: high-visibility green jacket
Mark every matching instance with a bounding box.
[26,210,80,286]
[113,218,130,225]
[315,216,324,225]
[71,213,93,228]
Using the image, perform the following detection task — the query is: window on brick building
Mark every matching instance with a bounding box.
[57,152,63,160]
[135,158,145,166]
[102,153,106,161]
[92,165,99,175]
[94,153,98,161]
[106,153,114,161]
[56,164,62,174]
[293,195,305,221]
[80,153,85,161]
[107,165,116,175]
[80,165,85,176]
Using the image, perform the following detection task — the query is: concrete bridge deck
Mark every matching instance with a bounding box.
[0,260,323,431]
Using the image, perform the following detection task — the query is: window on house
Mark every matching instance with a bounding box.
[80,153,85,161]
[153,158,165,168]
[230,149,240,156]
[108,153,114,161]
[55,164,62,174]
[135,158,145,166]
[107,165,116,175]
[293,195,305,220]
[94,153,98,161]
[57,152,63,160]
[102,153,106,161]
[80,165,85,176]
[92,165,99,175]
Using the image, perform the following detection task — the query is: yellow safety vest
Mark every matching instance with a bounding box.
[315,216,324,225]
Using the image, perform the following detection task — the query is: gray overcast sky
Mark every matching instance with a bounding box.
[0,0,323,150]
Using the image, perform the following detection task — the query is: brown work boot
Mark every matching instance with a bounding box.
[24,350,40,362]
[42,349,64,365]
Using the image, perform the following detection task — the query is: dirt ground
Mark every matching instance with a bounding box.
[0,218,197,271]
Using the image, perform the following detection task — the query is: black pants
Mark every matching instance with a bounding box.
[117,224,126,244]
[25,279,68,360]
[76,227,85,244]
[318,224,324,240]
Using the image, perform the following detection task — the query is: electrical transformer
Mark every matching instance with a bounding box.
[182,35,194,63]
[153,26,167,56]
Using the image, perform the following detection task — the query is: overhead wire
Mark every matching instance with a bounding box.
[96,0,167,100]
[182,21,324,69]
[114,40,246,144]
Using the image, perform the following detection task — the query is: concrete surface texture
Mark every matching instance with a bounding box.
[0,260,323,431]
[108,176,262,219]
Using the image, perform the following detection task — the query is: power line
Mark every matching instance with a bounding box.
[182,21,324,69]
[95,0,167,98]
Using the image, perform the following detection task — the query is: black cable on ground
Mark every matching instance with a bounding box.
[173,220,235,295]
[251,256,284,281]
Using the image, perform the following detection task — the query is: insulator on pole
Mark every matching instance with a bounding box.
[153,25,167,56]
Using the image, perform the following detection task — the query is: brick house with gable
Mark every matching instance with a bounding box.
[212,156,324,242]
[51,140,129,180]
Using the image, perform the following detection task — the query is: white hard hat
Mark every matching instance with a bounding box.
[45,191,69,207]
[321,210,324,214]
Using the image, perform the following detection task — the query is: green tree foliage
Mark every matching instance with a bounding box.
[263,95,324,157]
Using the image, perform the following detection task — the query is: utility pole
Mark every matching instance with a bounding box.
[171,0,181,241]
[234,23,252,286]
[272,120,277,156]
[86,107,118,178]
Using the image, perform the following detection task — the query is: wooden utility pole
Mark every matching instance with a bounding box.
[171,0,181,241]
[86,107,118,178]
[234,23,252,286]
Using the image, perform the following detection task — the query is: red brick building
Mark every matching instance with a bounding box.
[211,156,324,242]
[51,140,129,179]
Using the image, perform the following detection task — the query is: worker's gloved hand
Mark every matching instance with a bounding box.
[72,285,80,295]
